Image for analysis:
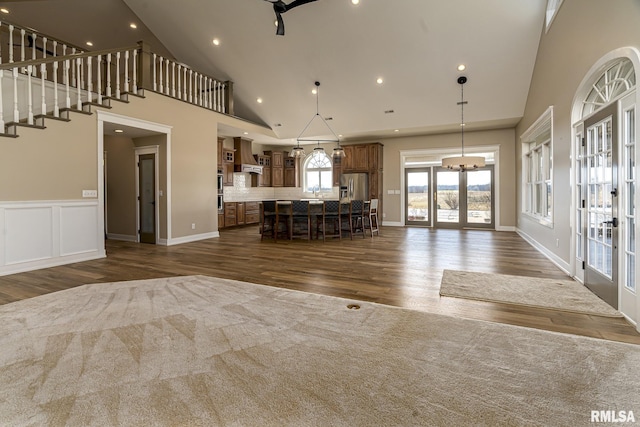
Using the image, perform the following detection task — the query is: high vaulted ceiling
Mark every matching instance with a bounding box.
[1,0,546,145]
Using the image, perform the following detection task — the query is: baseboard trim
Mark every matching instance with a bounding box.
[0,250,106,277]
[106,233,137,242]
[496,225,517,232]
[167,232,219,246]
[381,221,402,227]
[516,228,571,276]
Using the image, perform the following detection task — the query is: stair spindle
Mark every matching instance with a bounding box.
[115,52,121,98]
[87,56,93,103]
[152,53,157,92]
[124,51,129,94]
[20,29,25,62]
[27,65,34,124]
[221,84,226,114]
[12,67,19,123]
[106,53,112,98]
[53,54,60,117]
[64,59,71,109]
[8,25,13,63]
[172,62,176,97]
[165,57,169,95]
[96,55,103,105]
[71,48,76,86]
[40,63,46,116]
[132,48,138,94]
[76,58,82,109]
[41,37,48,79]
[189,69,193,103]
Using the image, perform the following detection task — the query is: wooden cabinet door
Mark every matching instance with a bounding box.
[223,149,235,186]
[236,202,245,225]
[332,156,342,186]
[342,145,355,171]
[354,145,368,171]
[224,202,237,227]
[217,138,224,168]
[368,143,382,171]
[284,168,296,187]
[271,151,283,168]
[272,167,284,187]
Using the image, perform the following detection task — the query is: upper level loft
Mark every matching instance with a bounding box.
[0,19,235,134]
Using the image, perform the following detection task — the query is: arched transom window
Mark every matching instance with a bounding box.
[582,58,636,117]
[303,152,333,192]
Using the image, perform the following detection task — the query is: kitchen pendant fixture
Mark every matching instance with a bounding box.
[441,76,485,172]
[292,81,343,159]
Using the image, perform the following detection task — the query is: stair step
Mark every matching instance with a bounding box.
[124,89,145,99]
[104,94,130,104]
[82,101,112,112]
[0,132,19,139]
[5,121,46,135]
[60,107,93,120]
[34,114,72,127]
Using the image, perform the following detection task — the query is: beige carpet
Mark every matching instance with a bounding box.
[440,269,623,317]
[1,276,638,426]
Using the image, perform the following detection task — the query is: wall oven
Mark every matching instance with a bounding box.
[217,169,224,213]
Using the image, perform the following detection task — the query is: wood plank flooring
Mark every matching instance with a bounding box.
[0,226,638,344]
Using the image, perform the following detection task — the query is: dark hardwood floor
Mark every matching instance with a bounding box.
[1,226,638,344]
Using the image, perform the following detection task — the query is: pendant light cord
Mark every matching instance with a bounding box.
[459,82,465,157]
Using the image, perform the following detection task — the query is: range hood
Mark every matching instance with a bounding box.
[233,137,263,174]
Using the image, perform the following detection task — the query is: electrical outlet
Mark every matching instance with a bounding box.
[191,223,196,230]
[82,190,97,198]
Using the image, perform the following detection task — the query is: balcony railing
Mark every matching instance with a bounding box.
[0,20,233,133]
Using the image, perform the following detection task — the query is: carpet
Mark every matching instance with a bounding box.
[0,276,638,426]
[440,269,623,317]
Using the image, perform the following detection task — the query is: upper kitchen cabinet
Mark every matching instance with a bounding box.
[223,149,235,186]
[264,151,284,187]
[341,143,383,173]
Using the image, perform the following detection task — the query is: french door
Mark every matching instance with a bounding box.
[405,166,494,229]
[583,105,618,308]
[406,168,431,226]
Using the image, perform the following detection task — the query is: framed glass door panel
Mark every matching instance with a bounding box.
[435,169,460,227]
[406,168,431,226]
[466,169,494,227]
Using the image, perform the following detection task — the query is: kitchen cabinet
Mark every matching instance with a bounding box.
[284,156,298,187]
[236,202,246,225]
[332,156,341,187]
[217,138,224,168]
[224,202,237,227]
[354,145,369,171]
[218,213,224,229]
[252,155,272,187]
[245,202,260,224]
[265,151,284,187]
[223,149,235,186]
[341,145,355,171]
[339,142,384,216]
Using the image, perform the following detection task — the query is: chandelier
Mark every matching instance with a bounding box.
[291,81,344,159]
[441,76,485,171]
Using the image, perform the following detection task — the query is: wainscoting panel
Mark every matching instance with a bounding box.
[0,200,105,276]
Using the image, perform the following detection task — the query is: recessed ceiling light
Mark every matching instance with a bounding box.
[394,129,399,132]
[458,64,466,71]
[130,23,137,29]
[352,0,360,4]
[212,38,220,46]
[86,41,94,47]
[114,129,124,133]
[257,98,263,104]
[0,8,9,14]
[312,89,317,95]
[243,132,249,135]
[376,77,384,84]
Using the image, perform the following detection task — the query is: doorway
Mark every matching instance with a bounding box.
[138,152,157,244]
[404,165,495,229]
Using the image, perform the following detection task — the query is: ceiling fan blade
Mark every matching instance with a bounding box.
[274,10,285,35]
[284,0,317,12]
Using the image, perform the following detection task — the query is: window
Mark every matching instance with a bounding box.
[522,106,553,226]
[303,152,333,193]
[583,59,636,117]
[623,107,636,292]
[545,0,564,32]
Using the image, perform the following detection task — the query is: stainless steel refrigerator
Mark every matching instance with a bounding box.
[340,173,369,202]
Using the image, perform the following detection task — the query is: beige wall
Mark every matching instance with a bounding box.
[358,128,517,226]
[0,113,97,201]
[516,0,640,265]
[105,135,137,237]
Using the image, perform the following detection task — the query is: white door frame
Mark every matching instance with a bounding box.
[570,47,640,329]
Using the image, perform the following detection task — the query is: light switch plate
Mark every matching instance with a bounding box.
[82,190,98,198]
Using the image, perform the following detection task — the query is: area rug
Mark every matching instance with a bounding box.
[440,269,623,317]
[1,276,638,426]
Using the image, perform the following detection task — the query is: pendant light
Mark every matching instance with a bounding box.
[292,81,344,159]
[441,76,485,171]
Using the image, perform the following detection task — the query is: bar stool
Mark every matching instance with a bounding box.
[340,201,353,240]
[291,200,311,240]
[275,201,292,241]
[260,201,277,240]
[350,200,365,238]
[319,200,341,241]
[364,199,380,238]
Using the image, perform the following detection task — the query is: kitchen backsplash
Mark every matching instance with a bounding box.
[224,173,338,201]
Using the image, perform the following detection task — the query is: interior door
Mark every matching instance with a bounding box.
[584,104,618,308]
[406,168,431,226]
[139,153,157,244]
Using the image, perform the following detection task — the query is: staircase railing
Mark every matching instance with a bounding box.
[0,22,234,135]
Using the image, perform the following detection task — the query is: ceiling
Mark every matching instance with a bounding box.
[0,0,546,145]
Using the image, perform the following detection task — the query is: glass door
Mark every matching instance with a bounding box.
[584,104,618,308]
[406,168,431,226]
[434,166,494,229]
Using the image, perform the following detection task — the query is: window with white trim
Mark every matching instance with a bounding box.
[303,152,333,193]
[522,107,553,226]
[545,0,564,32]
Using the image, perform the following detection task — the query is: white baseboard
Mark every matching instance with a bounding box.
[496,225,517,232]
[0,250,105,276]
[167,232,219,246]
[516,228,571,276]
[381,221,403,227]
[107,233,137,242]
